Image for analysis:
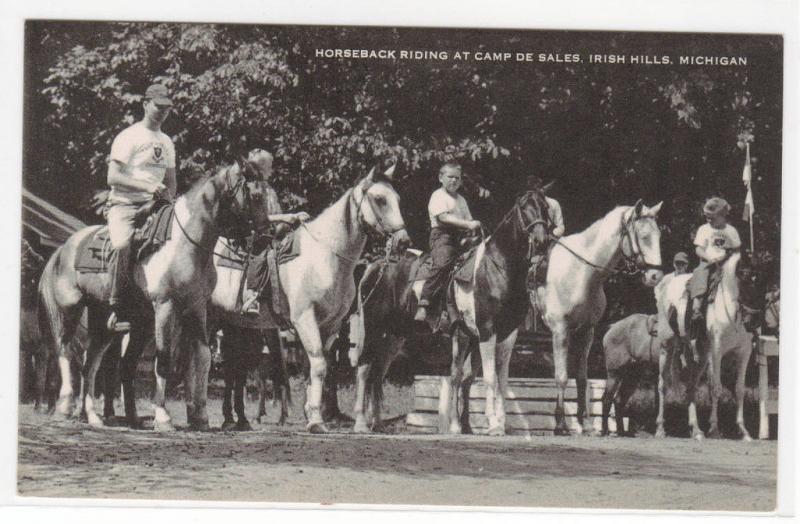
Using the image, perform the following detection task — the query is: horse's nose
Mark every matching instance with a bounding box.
[643,269,663,287]
[394,229,412,249]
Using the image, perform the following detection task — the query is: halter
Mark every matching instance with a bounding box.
[482,191,550,270]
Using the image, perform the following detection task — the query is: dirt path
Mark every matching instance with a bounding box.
[17,401,776,511]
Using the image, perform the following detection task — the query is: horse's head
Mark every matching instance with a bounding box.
[623,200,664,287]
[516,190,551,253]
[731,252,766,331]
[215,157,272,238]
[353,164,411,249]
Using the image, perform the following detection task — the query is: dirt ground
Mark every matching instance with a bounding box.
[16,381,777,512]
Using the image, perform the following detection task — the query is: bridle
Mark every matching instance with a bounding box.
[553,207,661,276]
[484,191,550,269]
[352,179,407,238]
[173,160,268,259]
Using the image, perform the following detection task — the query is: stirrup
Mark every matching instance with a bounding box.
[242,296,261,317]
[414,306,428,323]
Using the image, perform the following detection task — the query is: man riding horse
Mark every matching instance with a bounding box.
[106,83,177,332]
[526,174,564,288]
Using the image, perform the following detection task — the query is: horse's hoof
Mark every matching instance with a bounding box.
[655,427,666,439]
[235,420,253,432]
[553,426,570,436]
[306,422,330,434]
[221,420,237,432]
[353,421,371,434]
[87,412,105,428]
[741,431,753,443]
[277,415,287,426]
[189,420,211,432]
[127,418,143,430]
[707,427,722,440]
[154,419,176,432]
[449,423,463,435]
[487,426,506,437]
[692,430,705,441]
[55,397,74,418]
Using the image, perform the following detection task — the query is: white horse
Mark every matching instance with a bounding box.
[534,201,663,435]
[655,251,760,440]
[209,166,410,433]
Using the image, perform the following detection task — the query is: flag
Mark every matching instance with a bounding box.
[742,143,754,222]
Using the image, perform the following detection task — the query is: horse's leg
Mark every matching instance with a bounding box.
[490,329,517,437]
[706,336,723,439]
[551,323,570,435]
[255,350,268,424]
[183,314,212,432]
[234,330,255,431]
[54,308,84,417]
[687,358,705,441]
[374,335,405,431]
[655,344,668,438]
[101,336,122,420]
[152,302,179,432]
[220,327,236,431]
[574,326,595,435]
[266,328,290,426]
[294,308,328,433]
[447,333,471,434]
[478,333,499,434]
[602,369,620,437]
[353,359,372,433]
[119,327,147,428]
[735,337,754,441]
[81,309,115,427]
[615,371,642,437]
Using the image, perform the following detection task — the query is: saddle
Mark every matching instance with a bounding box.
[217,232,301,328]
[74,200,174,274]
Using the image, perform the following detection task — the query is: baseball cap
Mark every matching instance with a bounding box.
[673,252,689,264]
[144,84,172,106]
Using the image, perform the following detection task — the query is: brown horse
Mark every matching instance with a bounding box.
[350,190,551,434]
[601,313,662,436]
[37,159,270,430]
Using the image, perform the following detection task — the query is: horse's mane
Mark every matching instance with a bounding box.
[567,205,628,244]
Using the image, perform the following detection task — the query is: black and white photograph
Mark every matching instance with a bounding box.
[4,1,798,519]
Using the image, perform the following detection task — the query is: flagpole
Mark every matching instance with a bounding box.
[747,143,754,253]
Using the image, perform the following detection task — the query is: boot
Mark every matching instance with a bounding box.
[107,243,132,332]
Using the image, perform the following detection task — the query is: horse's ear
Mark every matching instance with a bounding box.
[541,180,556,194]
[632,199,644,217]
[647,201,664,217]
[366,166,376,181]
[383,163,396,181]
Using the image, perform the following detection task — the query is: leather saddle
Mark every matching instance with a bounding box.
[75,199,174,273]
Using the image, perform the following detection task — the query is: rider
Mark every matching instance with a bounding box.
[106,83,177,332]
[414,162,482,322]
[653,251,689,302]
[527,174,564,288]
[688,197,741,342]
[241,148,310,316]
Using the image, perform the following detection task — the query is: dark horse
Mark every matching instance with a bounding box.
[350,190,551,434]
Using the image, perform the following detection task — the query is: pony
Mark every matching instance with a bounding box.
[533,201,663,435]
[37,158,271,430]
[349,190,551,434]
[208,165,410,433]
[601,313,662,436]
[655,251,763,440]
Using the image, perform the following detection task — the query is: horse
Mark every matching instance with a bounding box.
[654,251,762,440]
[349,190,551,435]
[601,313,662,436]
[37,158,271,430]
[208,165,410,433]
[532,201,663,435]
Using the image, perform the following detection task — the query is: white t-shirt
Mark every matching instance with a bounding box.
[108,121,175,204]
[428,187,472,229]
[693,223,741,260]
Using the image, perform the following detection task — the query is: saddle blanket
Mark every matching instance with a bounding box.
[74,203,175,273]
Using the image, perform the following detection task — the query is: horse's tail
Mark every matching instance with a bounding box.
[37,248,65,358]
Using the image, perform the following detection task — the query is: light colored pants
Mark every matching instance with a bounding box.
[107,202,140,249]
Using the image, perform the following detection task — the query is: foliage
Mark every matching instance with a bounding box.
[24,22,783,323]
